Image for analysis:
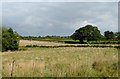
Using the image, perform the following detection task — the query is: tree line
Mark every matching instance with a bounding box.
[1,25,120,52]
[21,35,71,40]
[21,25,120,42]
[71,25,120,43]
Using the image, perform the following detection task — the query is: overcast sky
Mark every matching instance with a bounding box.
[2,2,118,36]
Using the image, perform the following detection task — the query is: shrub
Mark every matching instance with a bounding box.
[26,45,33,47]
[33,45,39,47]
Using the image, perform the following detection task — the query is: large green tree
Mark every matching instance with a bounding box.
[2,27,19,52]
[71,25,102,43]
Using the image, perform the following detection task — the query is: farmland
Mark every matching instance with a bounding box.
[2,2,119,78]
[2,40,119,77]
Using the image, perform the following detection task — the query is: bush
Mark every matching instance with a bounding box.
[2,27,19,52]
[26,45,33,47]
[33,45,39,47]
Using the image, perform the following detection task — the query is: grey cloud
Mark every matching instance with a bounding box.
[2,2,118,36]
[2,0,119,2]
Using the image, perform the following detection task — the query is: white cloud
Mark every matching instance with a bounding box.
[80,20,96,26]
[81,21,90,26]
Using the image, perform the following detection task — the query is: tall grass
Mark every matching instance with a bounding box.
[2,47,118,77]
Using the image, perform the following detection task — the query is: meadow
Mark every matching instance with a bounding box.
[2,40,119,77]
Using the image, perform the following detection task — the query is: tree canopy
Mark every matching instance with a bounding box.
[71,25,102,43]
[104,31,115,40]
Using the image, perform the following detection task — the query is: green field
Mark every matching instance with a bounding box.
[2,47,118,77]
[59,40,120,44]
[22,38,120,44]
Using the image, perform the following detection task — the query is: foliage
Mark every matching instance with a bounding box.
[71,25,102,43]
[115,32,120,40]
[25,44,119,49]
[104,31,115,40]
[2,27,19,52]
[21,35,71,42]
[60,40,120,44]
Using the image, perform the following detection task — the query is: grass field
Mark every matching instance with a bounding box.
[19,40,119,47]
[2,40,118,77]
[24,37,120,44]
[59,40,120,44]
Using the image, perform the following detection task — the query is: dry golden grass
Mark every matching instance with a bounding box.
[19,40,119,47]
[2,47,118,77]
[19,40,65,46]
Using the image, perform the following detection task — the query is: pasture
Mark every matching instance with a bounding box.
[2,40,119,77]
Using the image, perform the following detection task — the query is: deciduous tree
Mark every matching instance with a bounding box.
[71,25,102,43]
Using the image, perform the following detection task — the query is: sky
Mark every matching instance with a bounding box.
[1,0,119,2]
[2,2,118,36]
